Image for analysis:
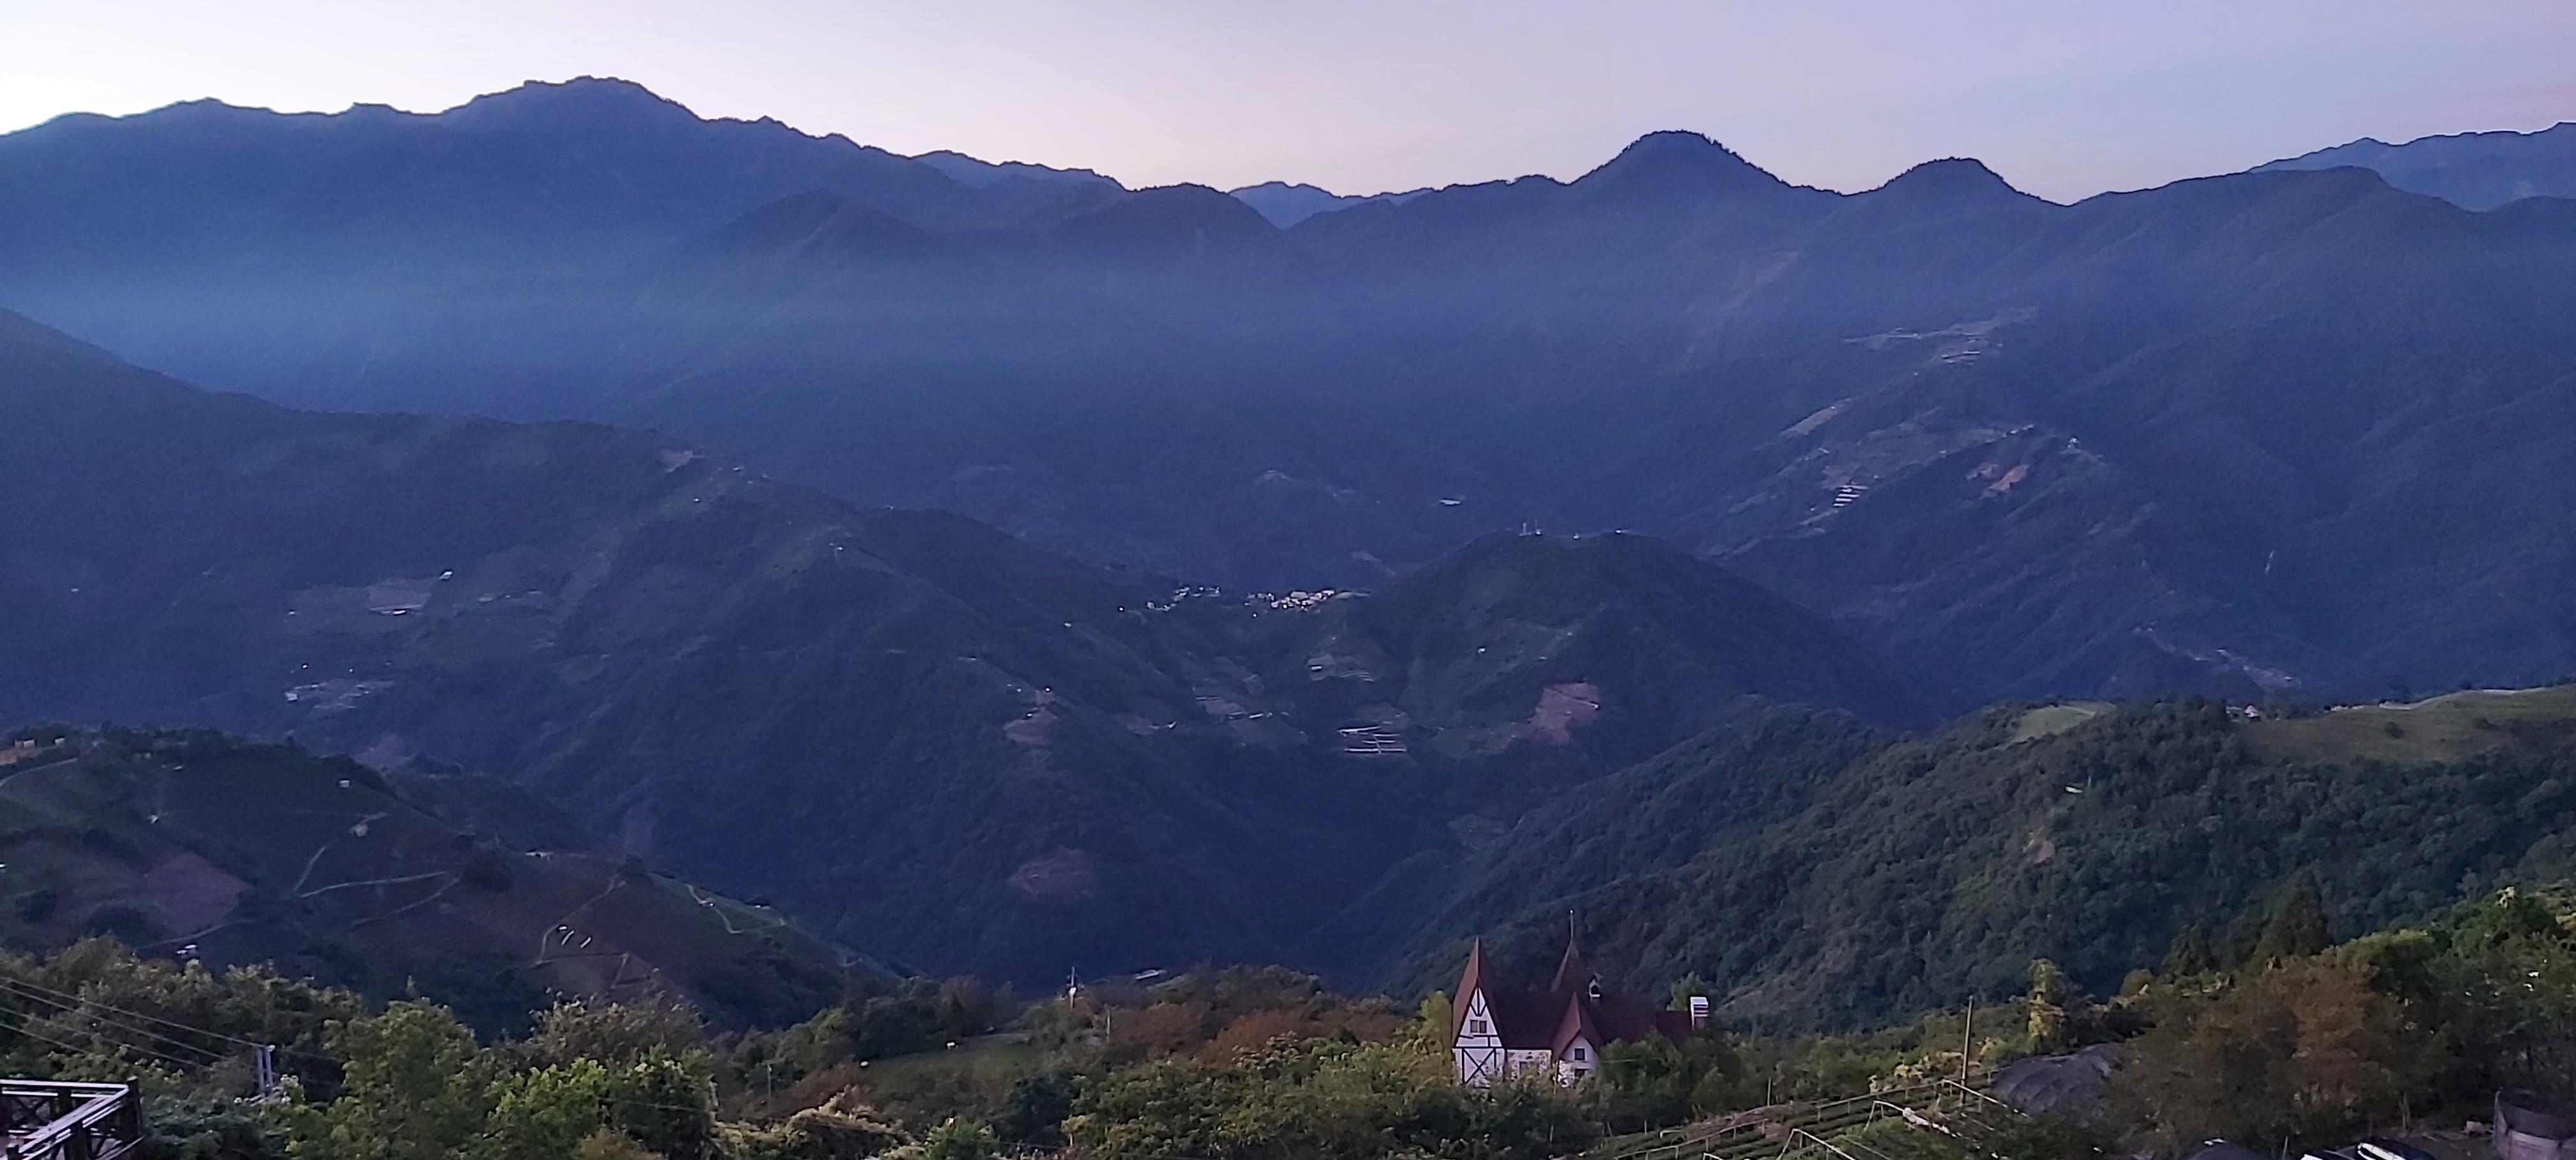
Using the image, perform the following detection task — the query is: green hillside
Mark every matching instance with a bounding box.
[0,309,1935,989]
[0,727,862,1030]
[1397,692,2576,1029]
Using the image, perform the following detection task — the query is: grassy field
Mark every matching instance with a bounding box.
[2242,685,2576,764]
[2008,702,2112,742]
[861,1034,1043,1084]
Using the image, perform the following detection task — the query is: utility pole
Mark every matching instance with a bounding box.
[1959,998,1973,1084]
[256,1044,278,1101]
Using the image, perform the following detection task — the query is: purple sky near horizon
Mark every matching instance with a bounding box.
[4,0,2573,201]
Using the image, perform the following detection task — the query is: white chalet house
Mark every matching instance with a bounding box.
[1452,938,1706,1087]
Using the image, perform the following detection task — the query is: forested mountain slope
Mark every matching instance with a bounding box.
[1393,691,2576,1030]
[0,310,1926,988]
[0,726,861,1030]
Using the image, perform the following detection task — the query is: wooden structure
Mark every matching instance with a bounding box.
[1,1080,140,1160]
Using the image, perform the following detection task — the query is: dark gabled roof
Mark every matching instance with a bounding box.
[1452,940,1492,1042]
[1489,987,1568,1049]
[1459,937,1692,1053]
[1586,990,1695,1044]
[1551,939,1592,995]
[1551,986,1605,1056]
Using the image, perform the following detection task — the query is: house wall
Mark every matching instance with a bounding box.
[1453,989,1504,1087]
[1556,1036,1598,1085]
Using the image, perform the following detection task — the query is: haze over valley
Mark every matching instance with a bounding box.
[4,12,2576,1154]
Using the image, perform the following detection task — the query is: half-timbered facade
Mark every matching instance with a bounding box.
[1451,938,1703,1087]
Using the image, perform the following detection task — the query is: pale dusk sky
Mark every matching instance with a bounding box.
[3,0,2572,201]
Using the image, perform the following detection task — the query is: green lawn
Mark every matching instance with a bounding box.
[2009,702,2112,743]
[2243,685,2576,764]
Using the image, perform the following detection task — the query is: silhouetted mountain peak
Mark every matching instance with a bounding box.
[1869,156,2040,208]
[443,75,700,134]
[1054,182,1278,248]
[1575,130,1786,198]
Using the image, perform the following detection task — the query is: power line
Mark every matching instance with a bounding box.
[0,981,232,1062]
[4,1009,230,1076]
[0,979,236,1066]
[0,974,276,1055]
[0,975,721,1120]
[0,973,349,1069]
[0,974,268,1049]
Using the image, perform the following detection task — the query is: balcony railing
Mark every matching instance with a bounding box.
[0,1080,139,1160]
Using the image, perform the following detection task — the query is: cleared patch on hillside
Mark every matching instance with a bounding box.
[2242,686,2576,764]
[2009,701,2112,742]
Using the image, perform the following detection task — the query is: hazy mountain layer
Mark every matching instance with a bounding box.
[2257,121,2576,209]
[0,311,1926,988]
[7,84,2573,706]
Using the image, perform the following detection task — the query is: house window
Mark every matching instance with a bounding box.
[1570,1046,1586,1062]
[1468,1018,1489,1035]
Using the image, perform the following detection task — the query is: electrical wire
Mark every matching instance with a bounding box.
[0,974,725,1120]
[4,1012,227,1076]
[0,978,236,1065]
[0,974,269,1048]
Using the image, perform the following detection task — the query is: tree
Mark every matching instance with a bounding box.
[2162,924,2218,977]
[480,1060,615,1160]
[1413,991,1454,1050]
[572,1131,661,1160]
[595,1053,717,1160]
[991,1071,1078,1149]
[141,1094,291,1160]
[295,1001,493,1160]
[891,1119,997,1160]
[2252,874,2333,966]
[476,1051,714,1160]
[2115,959,2428,1152]
[526,999,705,1069]
[719,1097,903,1160]
[2025,959,2073,1053]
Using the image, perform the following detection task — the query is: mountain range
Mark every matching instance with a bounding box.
[19,309,2576,1032]
[0,309,1929,996]
[2257,121,2576,209]
[8,77,2576,1029]
[8,79,2575,709]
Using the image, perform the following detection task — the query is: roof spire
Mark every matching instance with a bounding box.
[1455,939,1492,1039]
[1551,920,1591,995]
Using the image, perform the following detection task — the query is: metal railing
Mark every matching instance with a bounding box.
[1593,1070,2004,1160]
[1,1080,140,1160]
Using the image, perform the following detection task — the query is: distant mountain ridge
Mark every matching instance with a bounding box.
[8,81,2576,710]
[911,149,1124,190]
[2255,121,2576,209]
[1226,181,1428,227]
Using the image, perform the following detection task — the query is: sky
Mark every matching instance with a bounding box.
[4,1,2573,201]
